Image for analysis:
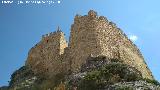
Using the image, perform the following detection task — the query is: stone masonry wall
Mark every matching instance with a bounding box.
[68,12,102,71]
[25,10,153,80]
[25,29,67,78]
[68,10,153,79]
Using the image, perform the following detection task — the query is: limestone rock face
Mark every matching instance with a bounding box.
[25,10,153,80]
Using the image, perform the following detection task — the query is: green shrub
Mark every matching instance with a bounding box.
[78,70,100,90]
[77,62,143,90]
[143,78,160,86]
[115,86,133,90]
[101,63,142,82]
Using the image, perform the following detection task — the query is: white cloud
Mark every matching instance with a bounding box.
[58,1,61,3]
[129,35,138,42]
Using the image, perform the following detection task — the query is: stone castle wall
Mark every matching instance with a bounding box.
[68,10,153,79]
[26,10,153,80]
[26,29,67,78]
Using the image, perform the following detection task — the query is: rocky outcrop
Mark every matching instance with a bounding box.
[9,66,37,90]
[107,81,160,90]
[2,56,160,90]
[65,56,160,90]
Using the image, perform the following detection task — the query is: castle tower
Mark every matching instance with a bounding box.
[26,27,68,77]
[68,10,102,71]
[68,10,153,79]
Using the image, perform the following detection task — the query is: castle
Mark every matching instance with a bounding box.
[26,10,153,80]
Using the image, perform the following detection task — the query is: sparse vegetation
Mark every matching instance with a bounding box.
[78,62,142,90]
[143,78,160,86]
[5,57,160,90]
[115,86,133,90]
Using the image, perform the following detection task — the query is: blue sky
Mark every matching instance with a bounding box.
[0,0,160,86]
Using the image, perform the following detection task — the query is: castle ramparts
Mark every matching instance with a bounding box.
[26,10,153,80]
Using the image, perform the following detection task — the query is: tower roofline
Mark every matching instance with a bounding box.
[57,26,62,32]
[42,26,64,40]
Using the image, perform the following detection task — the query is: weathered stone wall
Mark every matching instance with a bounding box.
[119,45,153,79]
[25,29,68,78]
[68,10,153,79]
[25,10,153,80]
[68,11,102,71]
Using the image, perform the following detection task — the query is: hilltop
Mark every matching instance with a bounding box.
[1,10,159,90]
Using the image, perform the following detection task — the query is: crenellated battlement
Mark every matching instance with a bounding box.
[42,27,62,41]
[88,10,98,19]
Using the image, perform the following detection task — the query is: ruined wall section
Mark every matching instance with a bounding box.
[116,27,153,79]
[25,10,153,80]
[119,45,153,79]
[95,13,153,79]
[95,14,153,79]
[96,17,143,59]
[25,30,68,78]
[95,16,120,59]
[68,10,153,79]
[68,11,103,72]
